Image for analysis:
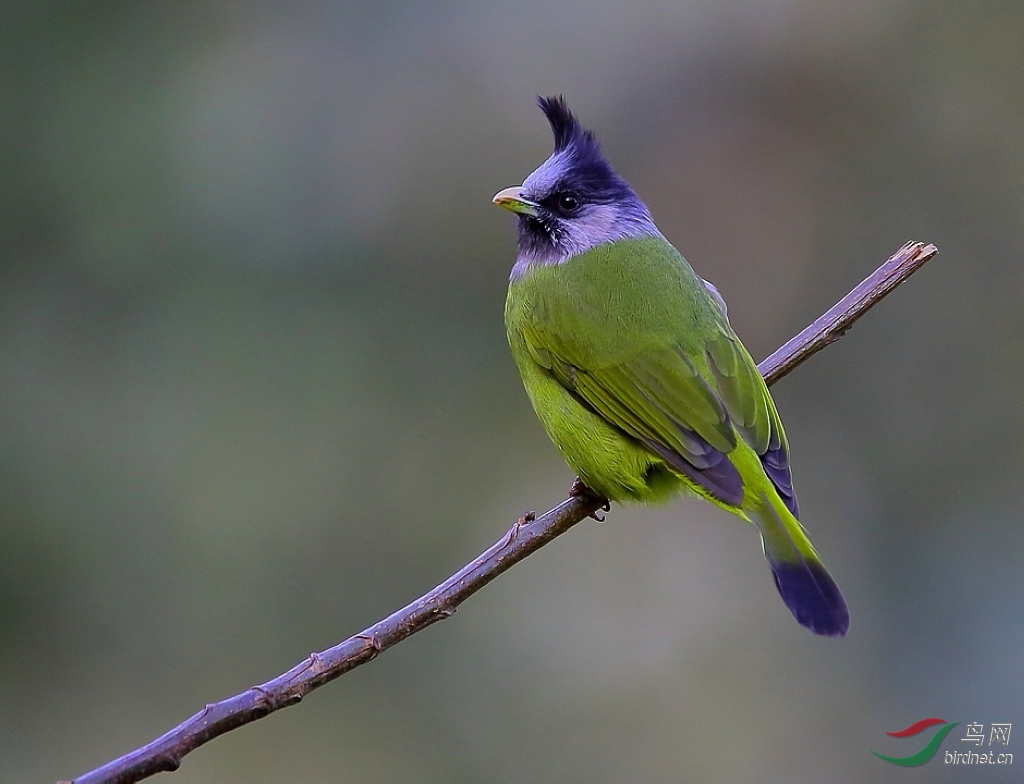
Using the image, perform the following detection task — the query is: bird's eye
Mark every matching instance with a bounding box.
[557,193,580,212]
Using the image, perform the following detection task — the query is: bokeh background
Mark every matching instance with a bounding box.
[2,2,1022,782]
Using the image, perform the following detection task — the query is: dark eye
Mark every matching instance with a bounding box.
[557,193,580,212]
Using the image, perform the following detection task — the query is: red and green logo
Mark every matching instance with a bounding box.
[871,718,958,766]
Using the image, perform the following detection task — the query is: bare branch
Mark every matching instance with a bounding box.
[759,241,938,382]
[65,241,938,784]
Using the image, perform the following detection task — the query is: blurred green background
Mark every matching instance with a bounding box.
[2,2,1022,782]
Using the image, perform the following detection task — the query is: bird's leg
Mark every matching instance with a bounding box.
[569,477,611,521]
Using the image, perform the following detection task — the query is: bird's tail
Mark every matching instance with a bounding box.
[753,491,850,637]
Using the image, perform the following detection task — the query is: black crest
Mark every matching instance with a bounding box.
[537,95,598,154]
[531,96,635,211]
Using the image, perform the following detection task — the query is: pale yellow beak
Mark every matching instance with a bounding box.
[492,186,539,217]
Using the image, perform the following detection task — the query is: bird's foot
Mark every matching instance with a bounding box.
[569,477,611,522]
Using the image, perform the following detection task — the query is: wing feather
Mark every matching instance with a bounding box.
[705,327,798,516]
[518,254,797,516]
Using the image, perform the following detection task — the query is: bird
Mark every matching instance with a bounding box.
[494,96,849,636]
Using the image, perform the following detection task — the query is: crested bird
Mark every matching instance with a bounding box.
[495,96,849,636]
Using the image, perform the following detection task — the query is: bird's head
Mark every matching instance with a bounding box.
[493,96,660,277]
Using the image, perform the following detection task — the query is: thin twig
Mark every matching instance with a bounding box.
[65,240,938,784]
[760,241,938,382]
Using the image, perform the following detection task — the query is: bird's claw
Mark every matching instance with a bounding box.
[569,477,610,521]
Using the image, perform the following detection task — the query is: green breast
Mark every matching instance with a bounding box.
[505,236,716,368]
[504,236,720,502]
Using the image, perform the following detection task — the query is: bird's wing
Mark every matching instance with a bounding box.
[703,327,798,516]
[524,322,797,515]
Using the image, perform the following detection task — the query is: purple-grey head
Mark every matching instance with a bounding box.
[493,96,660,278]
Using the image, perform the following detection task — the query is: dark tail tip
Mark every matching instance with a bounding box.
[770,561,850,637]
